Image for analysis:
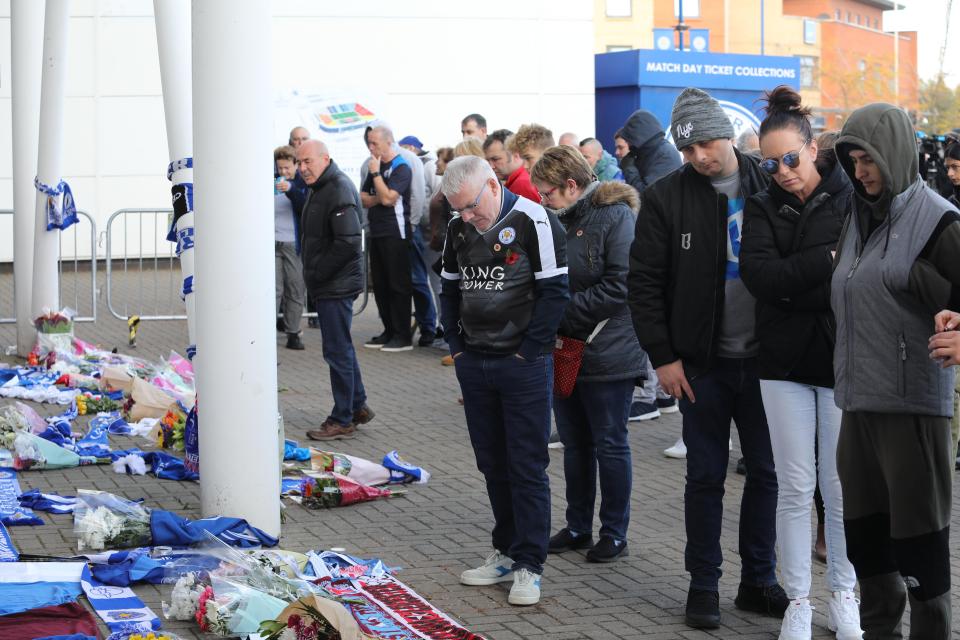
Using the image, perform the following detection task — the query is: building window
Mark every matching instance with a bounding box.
[803,19,816,44]
[606,45,632,52]
[835,9,841,20]
[800,56,818,89]
[605,0,631,17]
[847,11,852,22]
[856,14,861,25]
[874,17,879,29]
[674,0,700,18]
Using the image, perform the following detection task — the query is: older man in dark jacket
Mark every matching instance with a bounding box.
[297,140,374,441]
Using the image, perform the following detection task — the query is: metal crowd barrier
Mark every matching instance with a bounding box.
[0,209,97,324]
[103,208,369,322]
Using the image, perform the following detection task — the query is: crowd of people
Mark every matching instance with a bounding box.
[276,87,960,639]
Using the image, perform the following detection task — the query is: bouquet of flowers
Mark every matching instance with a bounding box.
[33,308,74,334]
[76,392,123,416]
[154,406,187,450]
[74,489,152,551]
[258,600,351,640]
[0,403,36,448]
[163,572,208,621]
[299,473,401,510]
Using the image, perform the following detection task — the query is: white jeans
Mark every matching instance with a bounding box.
[760,380,856,598]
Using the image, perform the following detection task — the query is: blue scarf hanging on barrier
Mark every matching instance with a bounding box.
[34,176,78,231]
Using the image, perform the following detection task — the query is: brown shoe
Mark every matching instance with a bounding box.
[441,354,454,366]
[306,420,356,441]
[353,405,375,425]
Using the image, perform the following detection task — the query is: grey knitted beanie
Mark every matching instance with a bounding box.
[670,87,735,150]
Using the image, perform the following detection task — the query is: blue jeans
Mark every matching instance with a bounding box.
[314,296,367,426]
[408,227,437,336]
[554,378,633,541]
[455,351,553,574]
[680,357,778,591]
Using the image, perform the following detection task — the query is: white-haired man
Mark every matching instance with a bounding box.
[440,155,569,607]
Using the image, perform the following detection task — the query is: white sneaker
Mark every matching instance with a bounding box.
[664,437,687,459]
[729,437,733,451]
[827,591,863,640]
[507,568,541,606]
[779,598,813,640]
[460,550,514,586]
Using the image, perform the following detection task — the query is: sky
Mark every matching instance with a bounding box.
[905,0,960,85]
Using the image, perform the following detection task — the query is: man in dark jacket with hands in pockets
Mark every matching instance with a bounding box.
[298,140,374,442]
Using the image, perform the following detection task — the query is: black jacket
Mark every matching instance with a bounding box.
[627,149,769,379]
[618,110,682,193]
[300,160,364,300]
[558,182,644,382]
[740,157,852,388]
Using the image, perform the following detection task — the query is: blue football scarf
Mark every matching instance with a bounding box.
[80,565,161,633]
[0,468,44,526]
[149,510,278,548]
[18,489,77,514]
[0,562,85,616]
[73,423,111,459]
[86,549,220,587]
[382,450,431,484]
[109,449,199,482]
[90,412,131,435]
[34,176,78,231]
[0,522,18,561]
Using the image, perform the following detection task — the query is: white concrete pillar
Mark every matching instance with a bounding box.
[11,0,45,356]
[153,0,196,359]
[31,0,72,325]
[192,0,280,536]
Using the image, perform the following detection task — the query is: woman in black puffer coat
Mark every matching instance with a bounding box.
[530,145,643,564]
[739,86,859,639]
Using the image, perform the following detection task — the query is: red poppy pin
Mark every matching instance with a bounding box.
[504,248,520,266]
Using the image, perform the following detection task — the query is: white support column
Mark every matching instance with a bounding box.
[31,0,71,322]
[11,0,45,356]
[153,0,196,359]
[193,0,280,536]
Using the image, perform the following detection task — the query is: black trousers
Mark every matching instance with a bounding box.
[369,235,413,342]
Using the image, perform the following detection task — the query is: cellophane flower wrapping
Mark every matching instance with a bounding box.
[300,473,397,509]
[0,404,34,448]
[74,489,152,551]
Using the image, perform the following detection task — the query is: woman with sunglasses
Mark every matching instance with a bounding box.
[740,86,861,640]
[530,145,643,563]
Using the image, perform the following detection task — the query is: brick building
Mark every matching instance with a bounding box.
[594,0,918,130]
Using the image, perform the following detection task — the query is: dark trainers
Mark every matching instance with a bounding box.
[417,331,437,347]
[586,536,628,563]
[548,528,593,554]
[686,588,721,629]
[735,582,790,618]
[277,317,284,332]
[353,405,375,425]
[381,337,413,352]
[364,333,391,349]
[285,333,305,350]
[306,420,356,441]
[735,456,746,475]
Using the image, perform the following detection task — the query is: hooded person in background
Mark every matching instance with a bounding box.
[615,109,682,193]
[832,103,960,639]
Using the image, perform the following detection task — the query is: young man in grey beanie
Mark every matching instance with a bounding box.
[627,87,787,628]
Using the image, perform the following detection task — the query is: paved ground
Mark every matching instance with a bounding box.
[1,268,958,639]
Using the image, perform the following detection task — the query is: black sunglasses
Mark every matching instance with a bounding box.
[760,141,809,175]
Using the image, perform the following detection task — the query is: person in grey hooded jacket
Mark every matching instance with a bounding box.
[832,103,960,639]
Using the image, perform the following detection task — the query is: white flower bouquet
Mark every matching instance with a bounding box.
[73,489,152,551]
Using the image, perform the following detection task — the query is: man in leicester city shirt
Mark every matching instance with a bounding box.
[627,88,788,628]
[439,155,569,607]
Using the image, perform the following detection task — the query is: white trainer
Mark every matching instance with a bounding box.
[827,591,864,640]
[779,598,813,640]
[507,568,541,606]
[460,550,514,586]
[664,437,687,459]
